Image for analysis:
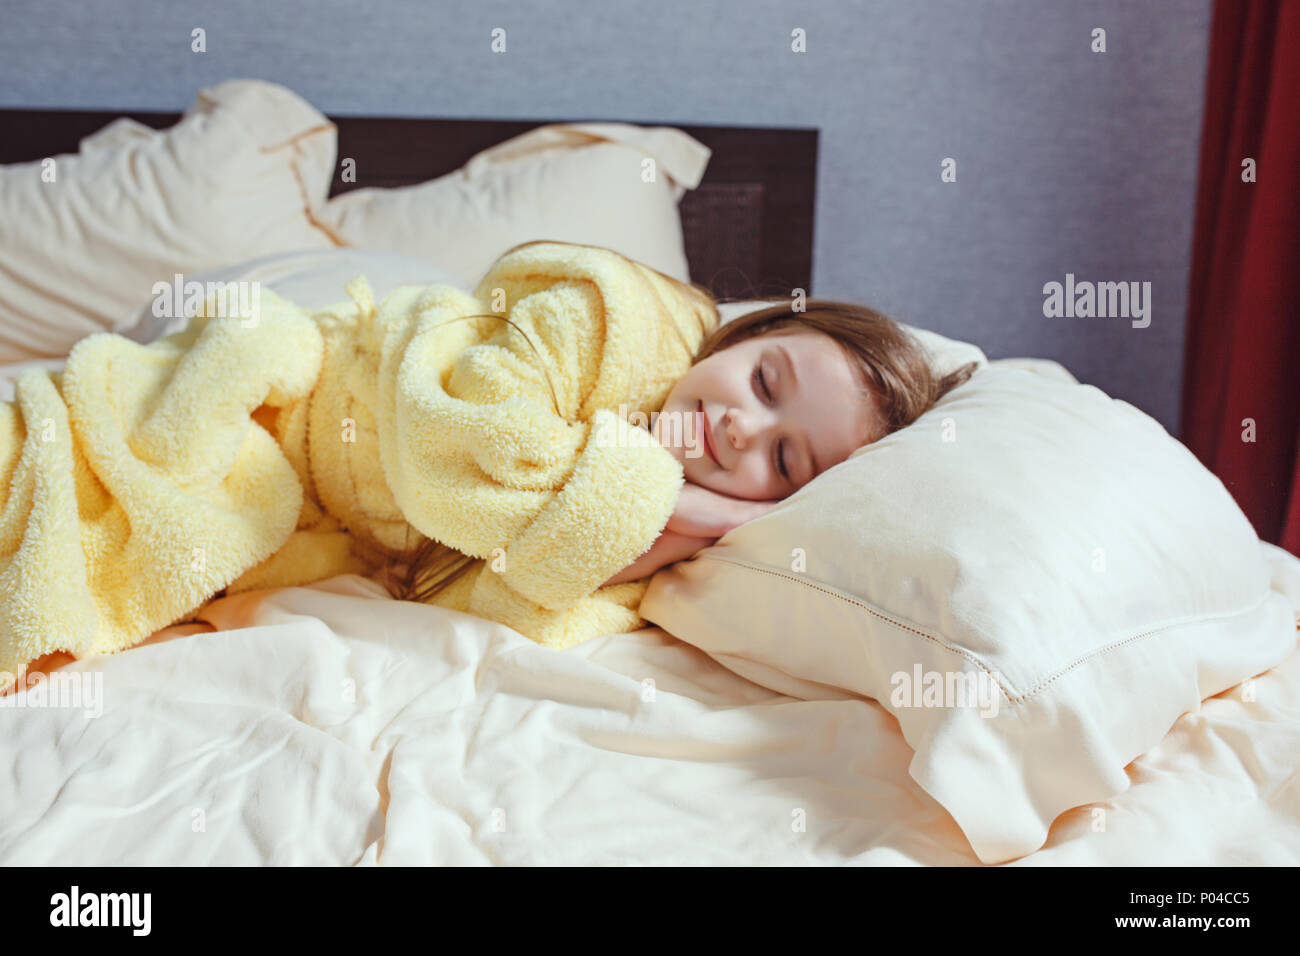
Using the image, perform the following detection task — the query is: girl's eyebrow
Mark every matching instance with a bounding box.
[774,344,820,477]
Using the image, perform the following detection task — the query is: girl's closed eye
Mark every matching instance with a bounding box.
[748,361,785,478]
[752,361,790,480]
[752,362,771,402]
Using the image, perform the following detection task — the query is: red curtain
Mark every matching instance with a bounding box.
[1182,0,1300,557]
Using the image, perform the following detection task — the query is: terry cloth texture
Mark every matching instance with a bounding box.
[0,241,719,678]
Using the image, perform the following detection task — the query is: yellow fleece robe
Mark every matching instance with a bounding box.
[0,241,718,680]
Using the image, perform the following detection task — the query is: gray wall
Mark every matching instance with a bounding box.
[0,0,1211,433]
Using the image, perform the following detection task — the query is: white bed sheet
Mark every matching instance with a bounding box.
[3,551,1298,866]
[2,350,1297,866]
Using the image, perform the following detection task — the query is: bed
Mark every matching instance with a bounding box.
[1,85,1298,866]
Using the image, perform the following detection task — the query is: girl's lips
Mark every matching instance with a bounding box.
[698,400,720,466]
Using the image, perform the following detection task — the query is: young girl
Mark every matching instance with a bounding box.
[602,298,976,585]
[0,239,973,684]
[383,257,977,628]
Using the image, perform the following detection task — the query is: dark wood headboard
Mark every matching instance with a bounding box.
[0,109,818,301]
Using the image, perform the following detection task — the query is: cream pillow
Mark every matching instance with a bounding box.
[318,122,709,289]
[0,79,338,365]
[0,248,468,401]
[116,247,468,346]
[641,359,1300,864]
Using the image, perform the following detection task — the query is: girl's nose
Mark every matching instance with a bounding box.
[724,409,750,449]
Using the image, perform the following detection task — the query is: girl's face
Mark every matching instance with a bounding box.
[655,329,883,500]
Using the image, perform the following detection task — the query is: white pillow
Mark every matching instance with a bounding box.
[117,247,468,345]
[0,249,467,401]
[641,360,1300,864]
[317,122,709,289]
[0,79,339,365]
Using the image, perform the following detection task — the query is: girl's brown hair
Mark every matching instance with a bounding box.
[379,268,976,606]
[692,298,978,439]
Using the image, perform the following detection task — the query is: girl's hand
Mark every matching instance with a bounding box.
[599,484,783,588]
[665,481,783,538]
[601,528,718,588]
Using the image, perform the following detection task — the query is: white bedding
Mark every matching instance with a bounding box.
[3,552,1299,866]
[2,345,1298,866]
